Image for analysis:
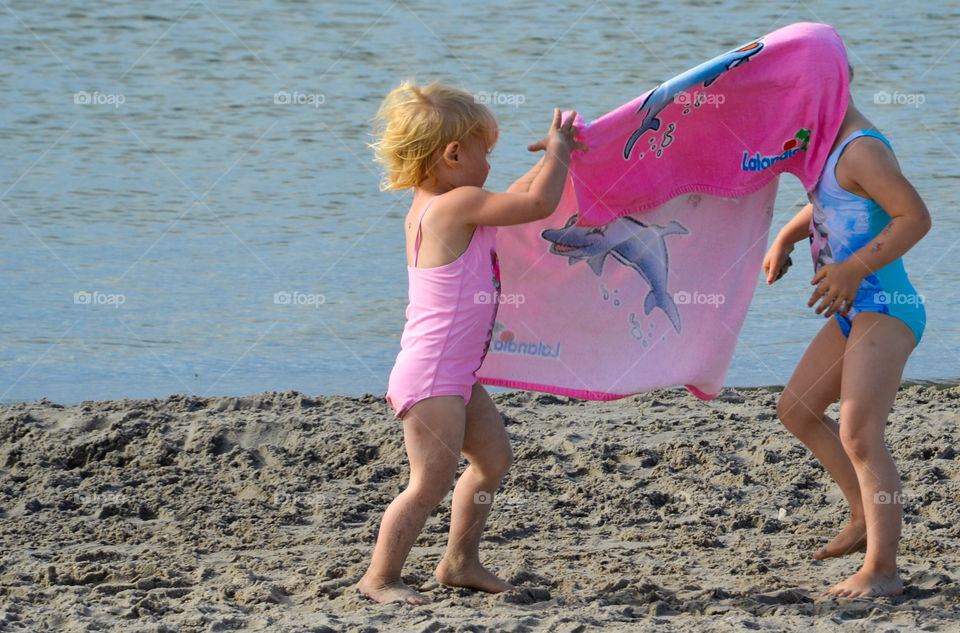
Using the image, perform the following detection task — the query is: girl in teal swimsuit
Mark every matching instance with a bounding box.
[762,85,931,598]
[808,128,926,344]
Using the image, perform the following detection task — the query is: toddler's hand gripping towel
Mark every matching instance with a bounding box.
[477,22,849,400]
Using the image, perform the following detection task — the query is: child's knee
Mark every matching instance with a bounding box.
[408,459,459,505]
[838,420,883,462]
[407,475,455,507]
[471,445,513,481]
[491,445,513,479]
[776,390,806,425]
[776,388,830,431]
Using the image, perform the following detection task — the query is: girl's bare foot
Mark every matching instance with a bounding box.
[813,521,867,560]
[357,574,430,605]
[827,568,903,597]
[435,556,515,593]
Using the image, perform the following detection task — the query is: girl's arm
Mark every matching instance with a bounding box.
[777,203,813,245]
[505,157,544,193]
[762,203,812,284]
[451,109,585,227]
[832,138,931,275]
[808,137,931,316]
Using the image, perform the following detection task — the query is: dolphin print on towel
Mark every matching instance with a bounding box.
[569,22,848,227]
[541,215,688,333]
[477,23,850,401]
[623,40,763,160]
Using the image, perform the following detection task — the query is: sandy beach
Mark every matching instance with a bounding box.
[1,385,958,632]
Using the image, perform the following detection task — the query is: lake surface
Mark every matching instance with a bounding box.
[1,0,957,404]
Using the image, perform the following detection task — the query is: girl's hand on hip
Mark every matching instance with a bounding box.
[808,261,864,317]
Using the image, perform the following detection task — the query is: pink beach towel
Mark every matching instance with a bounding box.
[477,22,849,400]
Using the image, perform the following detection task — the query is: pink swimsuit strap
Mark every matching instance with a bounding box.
[413,196,439,268]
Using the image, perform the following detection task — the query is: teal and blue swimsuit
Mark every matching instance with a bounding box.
[809,129,925,345]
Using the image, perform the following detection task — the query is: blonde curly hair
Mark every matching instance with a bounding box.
[372,81,498,191]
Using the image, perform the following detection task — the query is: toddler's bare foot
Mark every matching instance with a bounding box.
[813,522,867,560]
[435,557,515,593]
[826,569,903,598]
[357,574,430,605]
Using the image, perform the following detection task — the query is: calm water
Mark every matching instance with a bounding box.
[1,1,957,404]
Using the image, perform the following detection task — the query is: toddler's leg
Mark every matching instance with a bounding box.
[435,383,515,593]
[358,396,466,604]
[829,312,914,597]
[778,318,866,559]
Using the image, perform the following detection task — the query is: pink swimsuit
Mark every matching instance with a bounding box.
[386,197,500,418]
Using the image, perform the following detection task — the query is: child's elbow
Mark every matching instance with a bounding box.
[528,199,554,221]
[917,209,932,237]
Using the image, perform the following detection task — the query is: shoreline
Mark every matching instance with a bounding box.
[3,377,960,409]
[2,385,958,631]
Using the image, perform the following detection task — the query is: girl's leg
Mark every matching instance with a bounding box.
[358,396,466,604]
[829,312,914,597]
[777,318,866,559]
[435,382,515,593]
